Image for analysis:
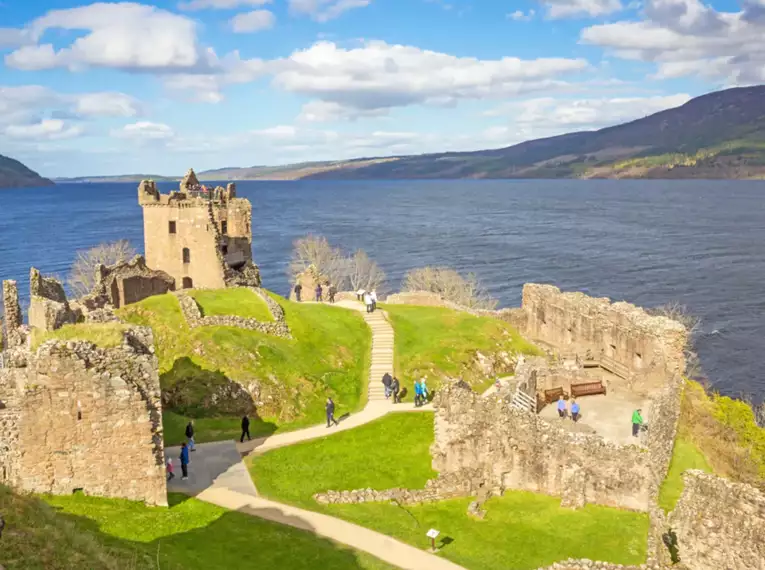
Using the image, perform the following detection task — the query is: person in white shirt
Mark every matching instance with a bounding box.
[357,288,365,301]
[363,292,373,313]
[370,290,378,311]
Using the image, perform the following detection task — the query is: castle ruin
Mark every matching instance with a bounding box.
[138,169,261,291]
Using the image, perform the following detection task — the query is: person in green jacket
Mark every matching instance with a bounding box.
[632,409,644,437]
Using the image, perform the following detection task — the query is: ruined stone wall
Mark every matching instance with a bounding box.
[91,255,175,308]
[28,267,82,332]
[431,382,653,511]
[2,280,24,348]
[521,284,687,395]
[0,327,167,506]
[669,471,765,570]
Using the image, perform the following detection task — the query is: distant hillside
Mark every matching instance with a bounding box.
[0,154,54,188]
[55,174,176,183]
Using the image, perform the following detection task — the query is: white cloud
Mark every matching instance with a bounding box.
[508,9,535,20]
[5,119,84,140]
[581,0,765,84]
[540,0,623,18]
[163,51,266,102]
[288,0,371,22]
[74,92,142,118]
[5,3,204,72]
[231,9,276,32]
[297,100,388,122]
[178,0,271,10]
[273,40,588,119]
[112,121,175,140]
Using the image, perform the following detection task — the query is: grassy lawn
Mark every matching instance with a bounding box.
[189,288,273,321]
[251,412,649,570]
[383,304,541,398]
[31,322,129,350]
[657,436,712,512]
[0,485,393,570]
[119,291,370,446]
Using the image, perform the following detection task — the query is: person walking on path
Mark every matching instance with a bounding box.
[294,282,303,302]
[391,377,401,404]
[382,372,393,399]
[166,458,175,481]
[315,284,323,302]
[571,399,581,422]
[326,397,339,427]
[421,378,429,403]
[328,284,337,304]
[632,408,644,437]
[185,421,196,451]
[557,396,567,419]
[370,290,378,311]
[180,443,190,480]
[414,379,424,407]
[356,288,365,301]
[241,415,251,442]
[363,291,373,313]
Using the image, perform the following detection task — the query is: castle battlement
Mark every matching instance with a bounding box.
[137,168,260,290]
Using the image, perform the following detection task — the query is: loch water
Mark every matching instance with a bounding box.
[1,179,763,401]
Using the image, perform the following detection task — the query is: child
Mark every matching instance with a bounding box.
[166,457,175,481]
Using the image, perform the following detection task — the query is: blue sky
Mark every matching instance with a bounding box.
[0,0,760,177]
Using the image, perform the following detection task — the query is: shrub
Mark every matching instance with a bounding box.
[402,266,497,310]
[347,250,386,293]
[68,240,136,298]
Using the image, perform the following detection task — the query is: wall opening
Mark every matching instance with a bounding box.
[0,399,6,410]
[182,248,190,264]
[182,277,193,289]
[221,244,228,255]
[169,221,176,234]
[221,220,228,234]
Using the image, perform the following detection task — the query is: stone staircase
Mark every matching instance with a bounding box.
[364,309,395,402]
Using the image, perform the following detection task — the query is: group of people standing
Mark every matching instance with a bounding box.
[357,289,378,313]
[381,373,429,406]
[556,396,581,422]
[293,282,337,303]
[167,420,197,481]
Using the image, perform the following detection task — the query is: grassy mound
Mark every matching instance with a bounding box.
[383,304,541,396]
[119,291,370,445]
[31,322,129,350]
[189,288,273,321]
[251,412,649,570]
[0,485,393,570]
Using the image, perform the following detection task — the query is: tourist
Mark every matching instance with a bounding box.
[557,396,567,419]
[166,457,175,481]
[315,283,323,302]
[241,415,251,442]
[357,288,365,301]
[328,283,337,304]
[326,397,339,427]
[571,399,580,422]
[391,376,401,404]
[421,378,429,402]
[414,379,424,407]
[382,372,393,398]
[370,290,378,311]
[185,421,196,451]
[363,291,373,313]
[180,442,190,480]
[294,282,302,302]
[632,408,644,437]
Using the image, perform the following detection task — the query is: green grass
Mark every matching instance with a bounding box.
[189,288,273,321]
[119,291,370,446]
[383,304,541,398]
[658,437,712,512]
[31,322,129,350]
[0,485,395,570]
[251,412,649,570]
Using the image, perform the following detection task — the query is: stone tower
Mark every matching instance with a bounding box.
[137,169,261,290]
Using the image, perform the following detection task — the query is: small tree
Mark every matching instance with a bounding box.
[289,235,347,287]
[68,239,136,298]
[403,266,497,310]
[348,249,386,293]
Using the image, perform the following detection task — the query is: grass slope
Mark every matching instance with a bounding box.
[384,304,541,396]
[31,322,130,350]
[657,437,712,512]
[251,412,649,570]
[189,288,273,321]
[0,486,393,570]
[119,291,370,445]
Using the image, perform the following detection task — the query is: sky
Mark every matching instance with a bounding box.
[0,0,762,177]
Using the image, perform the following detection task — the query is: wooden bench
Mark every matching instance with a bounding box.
[570,381,607,398]
[544,387,569,404]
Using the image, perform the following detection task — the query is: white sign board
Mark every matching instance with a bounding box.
[426,529,440,539]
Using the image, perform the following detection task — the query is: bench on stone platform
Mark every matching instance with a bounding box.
[570,381,607,398]
[543,387,569,404]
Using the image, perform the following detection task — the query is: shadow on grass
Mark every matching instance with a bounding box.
[0,486,393,570]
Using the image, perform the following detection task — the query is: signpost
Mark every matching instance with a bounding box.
[426,528,440,552]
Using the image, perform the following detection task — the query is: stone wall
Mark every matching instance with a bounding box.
[28,268,82,332]
[2,280,24,349]
[0,326,167,506]
[669,470,765,570]
[92,255,175,308]
[177,288,291,338]
[521,284,687,396]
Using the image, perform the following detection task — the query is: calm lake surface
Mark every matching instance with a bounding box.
[1,179,763,401]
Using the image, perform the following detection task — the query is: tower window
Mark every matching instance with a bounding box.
[169,221,176,234]
[182,277,193,289]
[221,220,228,234]
[182,248,191,263]
[221,244,228,255]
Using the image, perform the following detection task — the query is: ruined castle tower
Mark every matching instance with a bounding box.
[137,169,261,290]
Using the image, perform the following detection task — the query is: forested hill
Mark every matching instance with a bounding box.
[0,154,54,188]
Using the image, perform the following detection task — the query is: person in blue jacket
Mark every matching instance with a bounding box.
[180,442,190,480]
[414,379,423,407]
